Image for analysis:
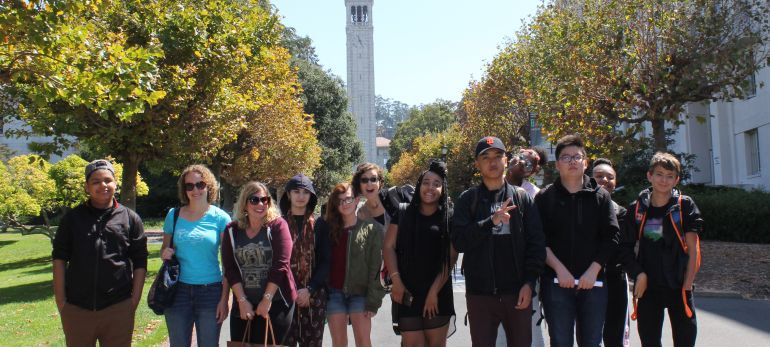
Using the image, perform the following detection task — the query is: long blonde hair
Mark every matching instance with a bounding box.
[233,181,280,229]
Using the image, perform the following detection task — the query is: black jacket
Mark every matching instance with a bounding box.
[451,182,546,295]
[52,201,148,310]
[620,187,703,287]
[534,176,619,281]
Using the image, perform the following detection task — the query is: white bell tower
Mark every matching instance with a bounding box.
[345,0,376,163]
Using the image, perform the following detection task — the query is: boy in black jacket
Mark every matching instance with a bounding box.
[52,159,148,347]
[451,136,546,347]
[624,152,703,347]
[534,135,619,347]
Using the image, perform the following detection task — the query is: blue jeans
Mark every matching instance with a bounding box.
[164,282,223,347]
[541,279,608,347]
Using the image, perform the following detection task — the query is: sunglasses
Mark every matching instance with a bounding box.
[248,195,270,205]
[184,181,207,191]
[339,197,356,205]
[360,176,379,184]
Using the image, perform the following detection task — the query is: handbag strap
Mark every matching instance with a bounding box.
[264,317,275,346]
[242,319,252,344]
[228,225,244,277]
[171,207,181,249]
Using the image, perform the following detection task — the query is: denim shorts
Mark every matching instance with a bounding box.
[326,288,366,315]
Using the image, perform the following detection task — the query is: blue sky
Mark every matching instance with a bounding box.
[271,0,544,106]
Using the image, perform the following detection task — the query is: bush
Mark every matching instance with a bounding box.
[684,185,770,244]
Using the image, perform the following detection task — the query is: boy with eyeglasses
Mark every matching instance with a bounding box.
[534,134,619,347]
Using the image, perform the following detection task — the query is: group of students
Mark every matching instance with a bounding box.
[51,133,702,347]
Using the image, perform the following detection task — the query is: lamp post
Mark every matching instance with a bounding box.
[441,144,448,163]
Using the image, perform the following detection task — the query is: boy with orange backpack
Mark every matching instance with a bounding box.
[623,152,703,347]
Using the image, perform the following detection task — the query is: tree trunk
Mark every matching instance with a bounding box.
[651,117,668,152]
[120,153,140,211]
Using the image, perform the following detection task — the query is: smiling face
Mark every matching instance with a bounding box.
[184,171,208,204]
[475,148,506,180]
[85,169,116,207]
[647,166,680,195]
[419,171,443,206]
[592,164,617,193]
[358,169,381,199]
[336,187,358,217]
[247,187,271,221]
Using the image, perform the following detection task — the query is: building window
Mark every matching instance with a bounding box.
[744,73,757,98]
[746,129,760,176]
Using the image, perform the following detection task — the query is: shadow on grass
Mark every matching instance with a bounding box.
[0,280,53,304]
[22,266,53,276]
[0,255,50,272]
[0,240,19,247]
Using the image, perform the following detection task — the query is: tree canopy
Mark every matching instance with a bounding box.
[2,0,320,209]
[388,99,458,168]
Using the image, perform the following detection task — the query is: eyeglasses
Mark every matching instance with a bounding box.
[558,154,585,164]
[184,181,207,191]
[248,195,270,205]
[360,176,379,184]
[339,197,356,205]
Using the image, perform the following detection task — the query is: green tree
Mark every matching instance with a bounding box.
[3,0,317,210]
[0,160,40,232]
[375,95,410,139]
[388,100,458,168]
[513,0,770,152]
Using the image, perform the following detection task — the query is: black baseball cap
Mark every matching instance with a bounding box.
[475,136,506,157]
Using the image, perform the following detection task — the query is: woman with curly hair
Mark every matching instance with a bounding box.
[324,182,385,347]
[161,164,232,346]
[352,162,388,228]
[222,181,297,346]
[383,161,457,347]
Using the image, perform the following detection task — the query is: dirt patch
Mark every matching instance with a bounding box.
[696,241,770,300]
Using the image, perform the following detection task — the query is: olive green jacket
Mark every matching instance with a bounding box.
[342,218,385,313]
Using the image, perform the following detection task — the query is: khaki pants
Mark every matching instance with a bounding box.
[60,299,135,347]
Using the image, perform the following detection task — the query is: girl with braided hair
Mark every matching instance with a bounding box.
[383,160,457,347]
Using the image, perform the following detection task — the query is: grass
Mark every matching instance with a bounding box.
[0,232,168,346]
[142,217,165,230]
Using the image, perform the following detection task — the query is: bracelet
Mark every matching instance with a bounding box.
[390,272,400,278]
[237,295,248,303]
[263,292,273,301]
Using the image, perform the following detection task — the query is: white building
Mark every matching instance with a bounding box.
[345,0,377,163]
[672,63,769,190]
[375,136,390,168]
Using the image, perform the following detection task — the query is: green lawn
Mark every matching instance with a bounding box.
[0,232,168,346]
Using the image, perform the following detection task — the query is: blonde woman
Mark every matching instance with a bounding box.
[161,164,231,347]
[222,181,297,345]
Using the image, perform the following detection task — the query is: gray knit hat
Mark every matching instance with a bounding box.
[85,159,115,180]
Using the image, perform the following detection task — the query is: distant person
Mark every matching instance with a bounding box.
[624,152,703,347]
[160,164,231,347]
[534,134,619,347]
[52,159,148,347]
[383,161,457,346]
[324,182,385,347]
[591,158,631,347]
[222,181,297,345]
[279,174,330,347]
[506,147,548,197]
[452,136,546,347]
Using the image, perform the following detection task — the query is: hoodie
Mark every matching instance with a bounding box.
[278,174,330,294]
[534,175,619,281]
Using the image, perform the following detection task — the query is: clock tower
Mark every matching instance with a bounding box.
[345,0,376,163]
